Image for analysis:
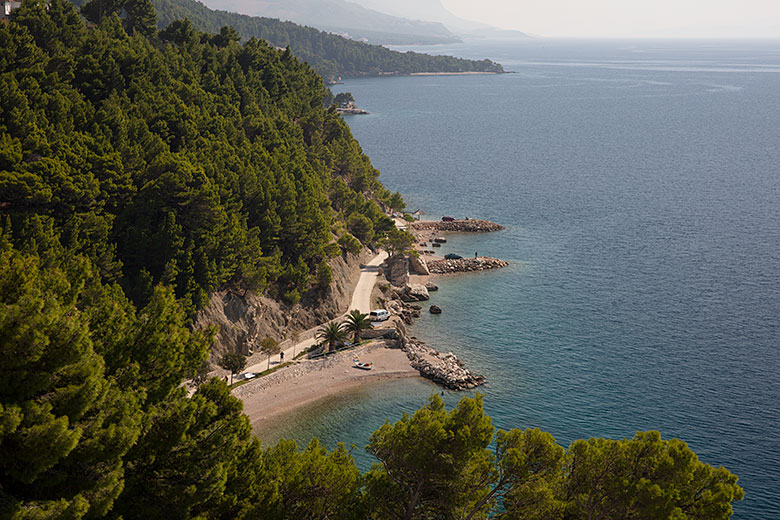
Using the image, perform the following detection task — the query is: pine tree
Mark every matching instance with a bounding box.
[0,251,142,519]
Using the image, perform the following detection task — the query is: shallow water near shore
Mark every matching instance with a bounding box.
[268,39,780,518]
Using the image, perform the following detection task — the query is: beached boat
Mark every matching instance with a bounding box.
[353,359,373,370]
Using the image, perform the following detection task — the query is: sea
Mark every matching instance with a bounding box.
[260,39,780,519]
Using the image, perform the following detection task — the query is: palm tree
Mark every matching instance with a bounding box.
[316,321,347,353]
[344,309,373,345]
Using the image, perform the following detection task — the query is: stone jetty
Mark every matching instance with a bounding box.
[412,219,504,233]
[427,257,509,274]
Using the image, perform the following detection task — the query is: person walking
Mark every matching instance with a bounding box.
[280,350,285,362]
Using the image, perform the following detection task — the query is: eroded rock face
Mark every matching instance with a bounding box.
[401,283,430,302]
[385,299,421,324]
[384,254,410,287]
[409,254,430,275]
[195,252,366,360]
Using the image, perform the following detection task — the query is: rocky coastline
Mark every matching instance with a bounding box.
[336,107,369,115]
[428,257,509,274]
[368,216,509,390]
[412,218,504,233]
[400,332,486,390]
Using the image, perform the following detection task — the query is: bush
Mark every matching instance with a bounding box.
[323,242,341,257]
[347,213,374,243]
[284,288,301,306]
[338,233,362,256]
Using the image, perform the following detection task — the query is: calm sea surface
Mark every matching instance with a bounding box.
[265,40,780,519]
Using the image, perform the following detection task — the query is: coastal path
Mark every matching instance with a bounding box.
[242,251,388,374]
[349,251,388,313]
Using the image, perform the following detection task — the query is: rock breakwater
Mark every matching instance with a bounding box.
[399,330,485,390]
[428,257,509,274]
[412,219,504,232]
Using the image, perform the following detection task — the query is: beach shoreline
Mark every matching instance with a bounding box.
[235,342,420,432]
[236,216,505,433]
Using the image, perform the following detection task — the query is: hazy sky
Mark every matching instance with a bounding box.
[441,0,780,38]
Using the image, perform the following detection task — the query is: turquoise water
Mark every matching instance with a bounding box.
[264,40,780,518]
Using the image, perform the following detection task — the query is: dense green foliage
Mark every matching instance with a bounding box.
[365,395,744,519]
[146,0,504,80]
[1,0,400,312]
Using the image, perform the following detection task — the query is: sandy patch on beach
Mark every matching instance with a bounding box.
[235,342,419,431]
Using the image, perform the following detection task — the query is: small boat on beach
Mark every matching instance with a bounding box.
[353,359,373,370]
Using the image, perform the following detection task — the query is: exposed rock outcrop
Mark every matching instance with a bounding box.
[428,257,509,274]
[409,254,430,275]
[384,254,410,287]
[385,299,421,325]
[429,305,442,314]
[425,281,439,291]
[400,283,430,302]
[195,251,368,360]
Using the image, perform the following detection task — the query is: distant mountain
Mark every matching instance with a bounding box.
[198,0,462,45]
[349,0,528,39]
[149,0,504,80]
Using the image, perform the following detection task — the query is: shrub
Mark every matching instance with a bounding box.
[338,233,362,256]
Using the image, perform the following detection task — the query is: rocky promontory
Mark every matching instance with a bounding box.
[427,257,509,274]
[412,219,504,233]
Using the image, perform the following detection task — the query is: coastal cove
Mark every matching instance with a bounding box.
[266,39,780,519]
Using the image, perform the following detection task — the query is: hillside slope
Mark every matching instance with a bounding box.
[202,0,460,45]
[151,0,504,80]
[1,0,407,315]
[351,0,528,38]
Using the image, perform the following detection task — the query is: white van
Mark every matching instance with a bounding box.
[369,309,390,322]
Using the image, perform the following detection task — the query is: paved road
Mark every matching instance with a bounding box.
[243,251,387,374]
[349,251,388,313]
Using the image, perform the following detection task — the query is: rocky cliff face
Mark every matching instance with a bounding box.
[384,254,410,286]
[195,251,368,360]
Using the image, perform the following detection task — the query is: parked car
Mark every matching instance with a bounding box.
[441,216,455,222]
[369,309,391,321]
[444,253,463,260]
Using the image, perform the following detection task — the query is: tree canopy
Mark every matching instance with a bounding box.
[365,394,744,520]
[1,0,400,313]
